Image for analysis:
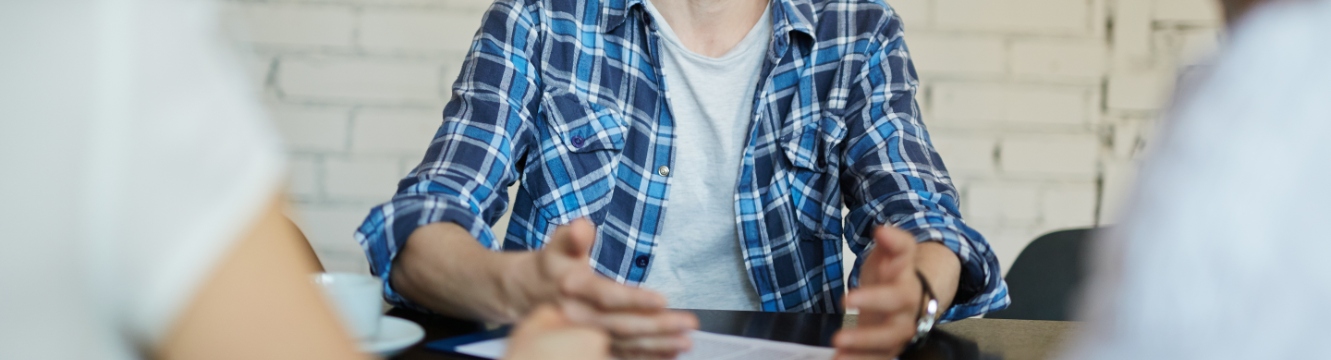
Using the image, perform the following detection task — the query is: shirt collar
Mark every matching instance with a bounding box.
[602,0,817,41]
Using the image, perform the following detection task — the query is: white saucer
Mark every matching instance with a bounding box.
[360,316,426,357]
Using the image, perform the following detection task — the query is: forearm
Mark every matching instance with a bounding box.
[389,222,538,323]
[914,241,961,316]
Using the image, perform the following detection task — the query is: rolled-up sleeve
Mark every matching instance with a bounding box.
[354,0,542,309]
[840,12,1009,321]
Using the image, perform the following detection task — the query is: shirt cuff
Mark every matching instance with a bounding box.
[358,194,498,312]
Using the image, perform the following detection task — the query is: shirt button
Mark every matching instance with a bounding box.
[634,255,650,268]
[570,135,585,148]
[657,165,670,177]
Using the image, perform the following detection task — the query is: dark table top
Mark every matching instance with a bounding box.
[387,308,1077,360]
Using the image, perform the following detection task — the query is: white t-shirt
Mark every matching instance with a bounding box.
[638,1,770,311]
[1062,0,1331,359]
[0,1,284,359]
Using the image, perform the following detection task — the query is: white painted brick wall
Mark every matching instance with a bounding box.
[223,0,1222,277]
[325,156,408,200]
[223,3,355,47]
[351,109,442,155]
[930,132,997,176]
[270,105,351,152]
[930,82,1096,127]
[360,9,484,53]
[934,0,1095,34]
[1010,39,1107,81]
[908,35,1007,76]
[278,56,444,105]
[1000,134,1100,177]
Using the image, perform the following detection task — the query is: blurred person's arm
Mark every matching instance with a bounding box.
[284,214,325,272]
[156,195,365,360]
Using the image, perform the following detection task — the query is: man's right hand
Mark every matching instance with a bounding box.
[506,218,697,359]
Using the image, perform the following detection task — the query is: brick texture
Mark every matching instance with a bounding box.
[223,0,1223,277]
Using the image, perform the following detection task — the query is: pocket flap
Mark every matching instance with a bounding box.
[780,114,847,171]
[542,92,626,152]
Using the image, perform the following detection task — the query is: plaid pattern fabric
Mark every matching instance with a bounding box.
[357,0,1008,320]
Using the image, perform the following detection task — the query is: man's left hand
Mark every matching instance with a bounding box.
[833,226,926,359]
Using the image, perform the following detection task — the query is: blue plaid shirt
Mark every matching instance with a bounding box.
[357,0,1009,320]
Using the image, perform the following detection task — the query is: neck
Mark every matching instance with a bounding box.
[650,0,768,57]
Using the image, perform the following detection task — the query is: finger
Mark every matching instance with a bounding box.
[613,350,682,360]
[610,334,692,356]
[873,225,916,259]
[561,270,667,311]
[868,226,917,281]
[833,322,915,353]
[844,287,915,314]
[595,311,697,337]
[548,218,597,259]
[513,305,569,335]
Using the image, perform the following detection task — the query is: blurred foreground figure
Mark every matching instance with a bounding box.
[0,2,605,360]
[1063,0,1331,359]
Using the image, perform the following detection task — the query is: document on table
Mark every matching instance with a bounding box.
[456,330,835,360]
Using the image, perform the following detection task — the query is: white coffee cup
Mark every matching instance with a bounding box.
[313,272,383,340]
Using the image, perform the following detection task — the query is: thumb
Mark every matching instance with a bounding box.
[548,218,596,259]
[513,305,570,335]
[869,225,916,279]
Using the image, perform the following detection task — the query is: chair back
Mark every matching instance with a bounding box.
[984,228,1096,321]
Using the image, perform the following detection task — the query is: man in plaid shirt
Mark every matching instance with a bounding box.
[357,0,1009,356]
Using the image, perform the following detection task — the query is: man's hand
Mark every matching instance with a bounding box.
[503,305,610,360]
[832,226,938,359]
[509,219,697,359]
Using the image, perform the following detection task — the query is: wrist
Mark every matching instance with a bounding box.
[910,270,939,345]
[495,251,542,322]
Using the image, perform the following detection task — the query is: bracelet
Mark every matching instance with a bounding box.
[909,270,939,345]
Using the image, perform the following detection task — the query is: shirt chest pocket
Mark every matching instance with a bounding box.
[524,91,627,225]
[778,111,848,242]
[779,112,847,174]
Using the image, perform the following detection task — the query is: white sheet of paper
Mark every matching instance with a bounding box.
[455,330,834,360]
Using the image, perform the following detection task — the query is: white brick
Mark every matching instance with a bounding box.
[278,57,442,104]
[1154,0,1222,23]
[271,105,350,152]
[291,205,377,274]
[360,9,484,52]
[964,181,1041,223]
[1040,182,1097,229]
[317,250,372,275]
[1160,28,1222,68]
[931,83,1094,126]
[288,156,321,198]
[293,206,371,255]
[969,222,1043,276]
[1107,71,1168,111]
[1011,39,1107,80]
[930,133,997,176]
[935,0,1092,34]
[222,3,355,47]
[887,0,930,28]
[907,34,1006,76]
[1112,0,1153,69]
[1000,134,1099,176]
[325,156,405,199]
[351,109,442,155]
